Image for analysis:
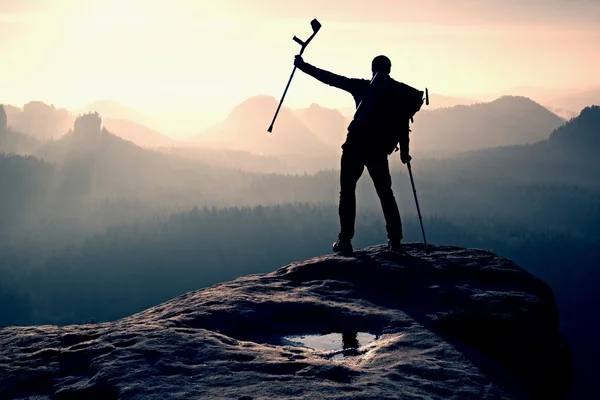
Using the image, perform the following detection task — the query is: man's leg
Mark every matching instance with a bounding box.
[338,148,365,242]
[366,154,403,243]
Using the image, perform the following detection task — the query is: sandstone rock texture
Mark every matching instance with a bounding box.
[0,244,572,399]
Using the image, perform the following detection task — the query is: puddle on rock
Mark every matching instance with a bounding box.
[282,332,378,358]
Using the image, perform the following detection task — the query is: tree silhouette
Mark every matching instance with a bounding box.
[0,104,7,132]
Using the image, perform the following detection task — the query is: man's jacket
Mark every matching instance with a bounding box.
[299,62,416,156]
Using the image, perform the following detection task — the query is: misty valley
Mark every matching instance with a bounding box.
[1,97,599,398]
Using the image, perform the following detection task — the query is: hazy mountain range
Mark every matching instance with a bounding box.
[3,101,177,148]
[294,103,350,151]
[410,95,566,155]
[418,105,599,190]
[473,86,600,120]
[3,102,72,140]
[193,94,568,158]
[3,103,598,199]
[4,88,599,163]
[198,95,334,157]
[101,118,178,148]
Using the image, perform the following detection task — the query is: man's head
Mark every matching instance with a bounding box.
[371,55,391,76]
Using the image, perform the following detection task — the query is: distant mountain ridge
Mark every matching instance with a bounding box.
[7,91,596,161]
[199,95,333,157]
[439,106,600,188]
[102,118,177,148]
[410,95,565,155]
[4,102,72,139]
[294,103,349,151]
[4,100,177,149]
[470,86,600,120]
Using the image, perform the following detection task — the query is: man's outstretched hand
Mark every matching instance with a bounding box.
[294,55,306,70]
[401,153,412,164]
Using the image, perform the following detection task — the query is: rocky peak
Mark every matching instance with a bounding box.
[0,244,572,399]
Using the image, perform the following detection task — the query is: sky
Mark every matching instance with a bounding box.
[1,0,599,135]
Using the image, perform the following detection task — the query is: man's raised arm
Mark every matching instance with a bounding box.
[294,56,362,95]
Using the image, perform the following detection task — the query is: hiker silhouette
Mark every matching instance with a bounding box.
[295,55,416,253]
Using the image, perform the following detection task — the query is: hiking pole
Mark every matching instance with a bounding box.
[268,19,321,133]
[407,160,428,247]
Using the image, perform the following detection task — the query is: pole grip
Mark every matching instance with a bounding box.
[269,19,322,132]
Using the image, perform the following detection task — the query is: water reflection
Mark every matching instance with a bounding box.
[283,331,377,358]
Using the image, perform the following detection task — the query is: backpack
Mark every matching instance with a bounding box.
[348,75,425,154]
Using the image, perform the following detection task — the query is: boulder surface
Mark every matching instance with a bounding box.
[0,244,573,399]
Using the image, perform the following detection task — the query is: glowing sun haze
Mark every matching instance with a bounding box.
[1,0,599,135]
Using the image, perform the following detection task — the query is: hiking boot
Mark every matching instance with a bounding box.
[333,238,353,254]
[388,239,402,252]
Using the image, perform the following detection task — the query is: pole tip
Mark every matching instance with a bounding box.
[267,125,273,133]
